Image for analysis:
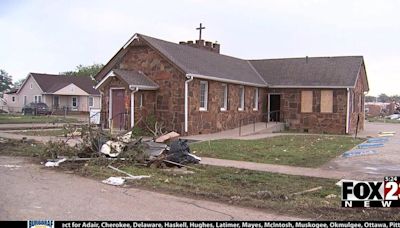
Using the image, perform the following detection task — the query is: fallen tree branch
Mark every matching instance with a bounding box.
[290,186,322,196]
[163,160,203,171]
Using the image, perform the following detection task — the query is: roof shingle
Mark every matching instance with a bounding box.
[30,73,99,95]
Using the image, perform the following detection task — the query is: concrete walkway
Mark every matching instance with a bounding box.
[201,157,374,180]
[0,130,81,146]
[182,122,284,141]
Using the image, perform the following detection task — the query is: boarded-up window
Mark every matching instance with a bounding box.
[320,90,333,113]
[301,91,313,113]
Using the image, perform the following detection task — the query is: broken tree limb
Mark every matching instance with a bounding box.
[163,160,203,171]
[107,165,136,177]
[290,186,322,196]
[107,165,151,179]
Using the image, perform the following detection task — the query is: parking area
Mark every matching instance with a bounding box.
[323,122,400,179]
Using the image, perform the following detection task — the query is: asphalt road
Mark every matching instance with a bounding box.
[0,156,299,220]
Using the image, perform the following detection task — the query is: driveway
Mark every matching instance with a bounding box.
[0,156,299,220]
[322,122,400,179]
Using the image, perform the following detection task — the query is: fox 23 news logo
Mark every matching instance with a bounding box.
[342,176,400,207]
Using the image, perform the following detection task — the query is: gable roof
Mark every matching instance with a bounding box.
[27,73,99,95]
[95,33,367,90]
[113,69,159,90]
[249,56,365,88]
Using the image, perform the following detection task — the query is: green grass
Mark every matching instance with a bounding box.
[191,135,364,167]
[12,129,67,137]
[72,163,396,220]
[0,138,46,157]
[0,114,79,124]
[367,117,400,124]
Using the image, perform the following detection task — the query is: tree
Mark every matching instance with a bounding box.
[378,93,390,103]
[13,78,25,89]
[0,69,13,93]
[61,63,104,77]
[365,95,376,103]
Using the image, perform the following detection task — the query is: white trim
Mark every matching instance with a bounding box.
[269,85,352,89]
[199,80,208,111]
[184,76,194,132]
[71,96,78,109]
[139,93,143,109]
[220,83,228,111]
[129,85,158,90]
[187,73,267,88]
[130,88,139,128]
[123,34,139,49]
[346,88,350,134]
[95,71,116,90]
[253,88,259,111]
[109,87,125,128]
[238,85,244,111]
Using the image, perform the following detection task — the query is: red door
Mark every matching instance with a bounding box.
[111,89,125,129]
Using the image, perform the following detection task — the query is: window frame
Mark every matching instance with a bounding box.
[220,83,228,111]
[253,88,259,111]
[12,96,15,102]
[238,86,245,111]
[199,81,208,111]
[139,94,144,109]
[88,96,94,107]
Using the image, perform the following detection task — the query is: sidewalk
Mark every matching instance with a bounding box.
[0,131,81,146]
[182,122,284,141]
[201,157,375,180]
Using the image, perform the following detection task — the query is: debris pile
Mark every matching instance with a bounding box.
[44,127,201,171]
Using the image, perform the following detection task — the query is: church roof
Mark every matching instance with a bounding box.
[95,33,367,90]
[113,69,159,90]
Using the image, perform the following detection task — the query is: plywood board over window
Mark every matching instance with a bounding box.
[321,90,333,113]
[301,91,313,113]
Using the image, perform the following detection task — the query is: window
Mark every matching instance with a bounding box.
[23,96,27,105]
[88,96,94,107]
[199,81,208,111]
[220,83,228,111]
[12,96,15,102]
[253,88,259,111]
[34,95,41,103]
[139,94,143,109]
[30,83,33,89]
[320,90,333,113]
[72,97,77,107]
[301,91,313,113]
[238,86,244,111]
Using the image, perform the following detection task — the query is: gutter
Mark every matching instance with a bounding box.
[346,88,350,134]
[186,73,266,88]
[184,75,194,133]
[130,87,139,128]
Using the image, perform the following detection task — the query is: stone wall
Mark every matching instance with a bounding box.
[349,65,367,133]
[188,79,264,135]
[268,88,348,134]
[118,45,186,133]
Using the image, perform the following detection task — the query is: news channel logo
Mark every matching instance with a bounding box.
[341,176,400,207]
[28,220,54,228]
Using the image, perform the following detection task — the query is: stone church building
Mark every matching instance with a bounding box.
[94,33,369,135]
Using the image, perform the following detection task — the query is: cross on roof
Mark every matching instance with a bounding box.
[196,23,206,40]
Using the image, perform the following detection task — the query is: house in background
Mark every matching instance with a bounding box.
[94,33,368,135]
[5,73,100,113]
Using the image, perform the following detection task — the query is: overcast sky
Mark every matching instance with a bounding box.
[1,0,399,96]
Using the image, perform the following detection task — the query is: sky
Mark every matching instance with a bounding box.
[1,0,399,96]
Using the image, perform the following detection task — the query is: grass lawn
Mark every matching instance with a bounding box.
[0,138,396,220]
[12,129,67,137]
[190,135,364,167]
[0,114,79,124]
[367,117,400,124]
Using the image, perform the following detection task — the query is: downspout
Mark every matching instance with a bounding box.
[184,75,194,133]
[130,87,139,128]
[346,88,350,134]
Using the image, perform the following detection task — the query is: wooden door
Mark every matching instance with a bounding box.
[111,89,126,129]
